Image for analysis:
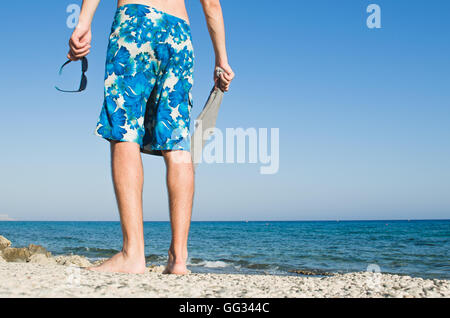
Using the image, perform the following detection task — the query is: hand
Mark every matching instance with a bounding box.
[67,23,92,61]
[214,62,235,92]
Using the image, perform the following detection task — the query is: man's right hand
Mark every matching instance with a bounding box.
[67,23,92,61]
[215,63,235,92]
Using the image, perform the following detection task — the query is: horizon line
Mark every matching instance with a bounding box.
[0,218,449,222]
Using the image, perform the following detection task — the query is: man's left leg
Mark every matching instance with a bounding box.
[161,150,194,275]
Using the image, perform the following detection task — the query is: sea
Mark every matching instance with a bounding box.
[0,220,448,279]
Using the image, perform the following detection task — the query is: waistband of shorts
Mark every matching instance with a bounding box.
[116,3,191,29]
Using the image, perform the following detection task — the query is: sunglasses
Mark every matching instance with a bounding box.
[55,57,88,93]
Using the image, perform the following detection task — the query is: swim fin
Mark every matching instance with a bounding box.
[190,67,225,168]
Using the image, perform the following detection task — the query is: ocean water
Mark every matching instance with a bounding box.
[0,220,448,279]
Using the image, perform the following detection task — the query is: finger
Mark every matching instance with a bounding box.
[220,82,229,91]
[68,48,85,61]
[67,53,79,61]
[70,45,91,55]
[69,35,86,50]
[221,71,232,80]
[72,50,90,59]
[67,50,75,59]
[219,73,231,85]
[219,72,227,81]
[222,71,235,82]
[72,50,91,59]
[70,46,90,58]
[71,48,90,58]
[223,71,235,81]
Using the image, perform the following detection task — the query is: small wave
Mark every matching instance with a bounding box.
[202,261,229,268]
[190,257,279,272]
[224,259,273,270]
[189,260,230,268]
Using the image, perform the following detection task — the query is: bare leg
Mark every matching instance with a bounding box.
[88,141,146,274]
[161,150,194,275]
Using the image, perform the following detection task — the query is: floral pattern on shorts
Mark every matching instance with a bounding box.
[95,4,194,155]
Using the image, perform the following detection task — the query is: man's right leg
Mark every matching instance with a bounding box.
[88,141,146,274]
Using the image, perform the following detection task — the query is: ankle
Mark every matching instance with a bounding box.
[172,258,187,265]
[122,247,145,259]
[168,248,188,264]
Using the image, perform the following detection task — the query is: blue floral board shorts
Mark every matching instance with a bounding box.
[95,4,195,156]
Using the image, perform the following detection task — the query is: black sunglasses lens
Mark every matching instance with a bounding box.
[79,75,87,91]
[82,58,88,72]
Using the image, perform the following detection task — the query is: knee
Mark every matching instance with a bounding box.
[162,150,193,166]
[111,141,141,160]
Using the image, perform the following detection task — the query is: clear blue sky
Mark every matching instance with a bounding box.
[0,0,449,221]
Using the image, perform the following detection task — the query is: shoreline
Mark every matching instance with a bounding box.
[1,231,449,281]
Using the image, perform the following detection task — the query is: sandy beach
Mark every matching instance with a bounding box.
[0,261,448,298]
[1,235,449,298]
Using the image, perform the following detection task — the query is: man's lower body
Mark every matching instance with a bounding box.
[90,4,195,274]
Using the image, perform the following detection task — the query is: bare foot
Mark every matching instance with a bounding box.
[163,249,189,275]
[163,262,189,275]
[87,251,146,274]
